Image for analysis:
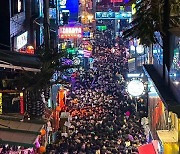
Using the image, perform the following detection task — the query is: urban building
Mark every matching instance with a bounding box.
[143,1,180,153]
[0,0,52,150]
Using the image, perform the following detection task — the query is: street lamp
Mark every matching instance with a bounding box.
[126,79,146,112]
[133,38,138,71]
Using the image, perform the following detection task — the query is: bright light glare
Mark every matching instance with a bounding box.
[127,80,144,97]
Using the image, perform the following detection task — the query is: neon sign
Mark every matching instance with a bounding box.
[60,0,67,6]
[15,31,28,50]
[111,0,123,2]
[59,27,82,39]
[0,93,2,114]
[59,0,67,8]
[20,93,24,114]
[96,12,131,19]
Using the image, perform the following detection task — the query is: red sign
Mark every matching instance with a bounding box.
[59,27,82,39]
[84,50,92,58]
[111,0,123,2]
[20,93,24,115]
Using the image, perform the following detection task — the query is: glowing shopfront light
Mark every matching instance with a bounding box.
[127,79,145,97]
[59,27,82,39]
[0,93,2,114]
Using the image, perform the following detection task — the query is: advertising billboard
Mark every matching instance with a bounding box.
[95,12,131,19]
[65,0,79,21]
[96,12,115,19]
[14,31,28,50]
[59,26,82,39]
[49,8,56,19]
[111,0,123,2]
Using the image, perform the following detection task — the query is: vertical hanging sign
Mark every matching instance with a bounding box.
[20,93,24,114]
[0,93,2,114]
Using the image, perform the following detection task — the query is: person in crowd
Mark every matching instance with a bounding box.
[47,42,147,154]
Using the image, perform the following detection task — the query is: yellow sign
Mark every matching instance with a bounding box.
[132,4,136,15]
[62,42,66,50]
[0,93,2,114]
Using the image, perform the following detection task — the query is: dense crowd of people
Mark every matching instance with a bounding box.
[47,46,147,154]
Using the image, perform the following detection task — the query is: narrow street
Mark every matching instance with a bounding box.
[50,47,147,154]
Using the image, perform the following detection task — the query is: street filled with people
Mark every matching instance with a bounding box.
[47,45,147,154]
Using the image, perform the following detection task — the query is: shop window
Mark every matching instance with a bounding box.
[148,80,169,139]
[153,32,163,65]
[169,36,180,89]
[11,0,24,16]
[39,0,44,17]
[2,93,20,113]
[153,32,163,77]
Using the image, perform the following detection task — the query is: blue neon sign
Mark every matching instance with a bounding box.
[66,0,79,21]
[95,12,131,19]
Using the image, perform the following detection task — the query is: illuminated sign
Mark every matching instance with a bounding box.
[59,0,67,8]
[20,93,24,114]
[39,0,44,17]
[115,12,131,19]
[18,0,23,12]
[49,8,56,19]
[66,0,79,20]
[96,26,107,31]
[127,73,144,78]
[0,93,2,114]
[67,48,76,54]
[96,12,115,19]
[96,12,131,19]
[84,50,92,58]
[83,32,90,38]
[60,0,67,6]
[111,0,123,2]
[59,27,82,39]
[73,57,81,65]
[14,31,28,50]
[132,3,136,15]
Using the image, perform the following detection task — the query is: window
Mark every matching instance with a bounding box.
[153,32,163,77]
[153,32,163,65]
[169,36,180,88]
[11,0,24,16]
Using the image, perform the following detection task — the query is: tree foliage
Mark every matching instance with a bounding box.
[123,0,164,46]
[15,47,72,91]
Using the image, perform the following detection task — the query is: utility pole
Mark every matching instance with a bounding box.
[43,0,51,51]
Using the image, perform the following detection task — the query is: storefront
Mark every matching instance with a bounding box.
[144,65,180,154]
[0,118,46,153]
[14,31,35,54]
[0,91,25,115]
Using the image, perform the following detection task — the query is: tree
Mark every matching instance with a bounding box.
[14,47,73,118]
[123,0,179,73]
[123,0,164,46]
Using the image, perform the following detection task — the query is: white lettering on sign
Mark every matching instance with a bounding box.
[18,0,22,13]
[15,31,28,50]
[60,27,82,34]
[59,27,82,38]
[60,0,67,6]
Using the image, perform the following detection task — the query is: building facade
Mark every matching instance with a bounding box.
[143,0,180,153]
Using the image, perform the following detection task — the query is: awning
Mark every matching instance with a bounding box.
[0,130,38,147]
[169,27,180,36]
[0,119,43,134]
[0,49,41,72]
[138,143,156,154]
[0,119,43,147]
[143,65,180,117]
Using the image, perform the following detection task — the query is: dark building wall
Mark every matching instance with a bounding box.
[10,0,26,51]
[10,12,26,37]
[0,0,42,51]
[0,0,10,50]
